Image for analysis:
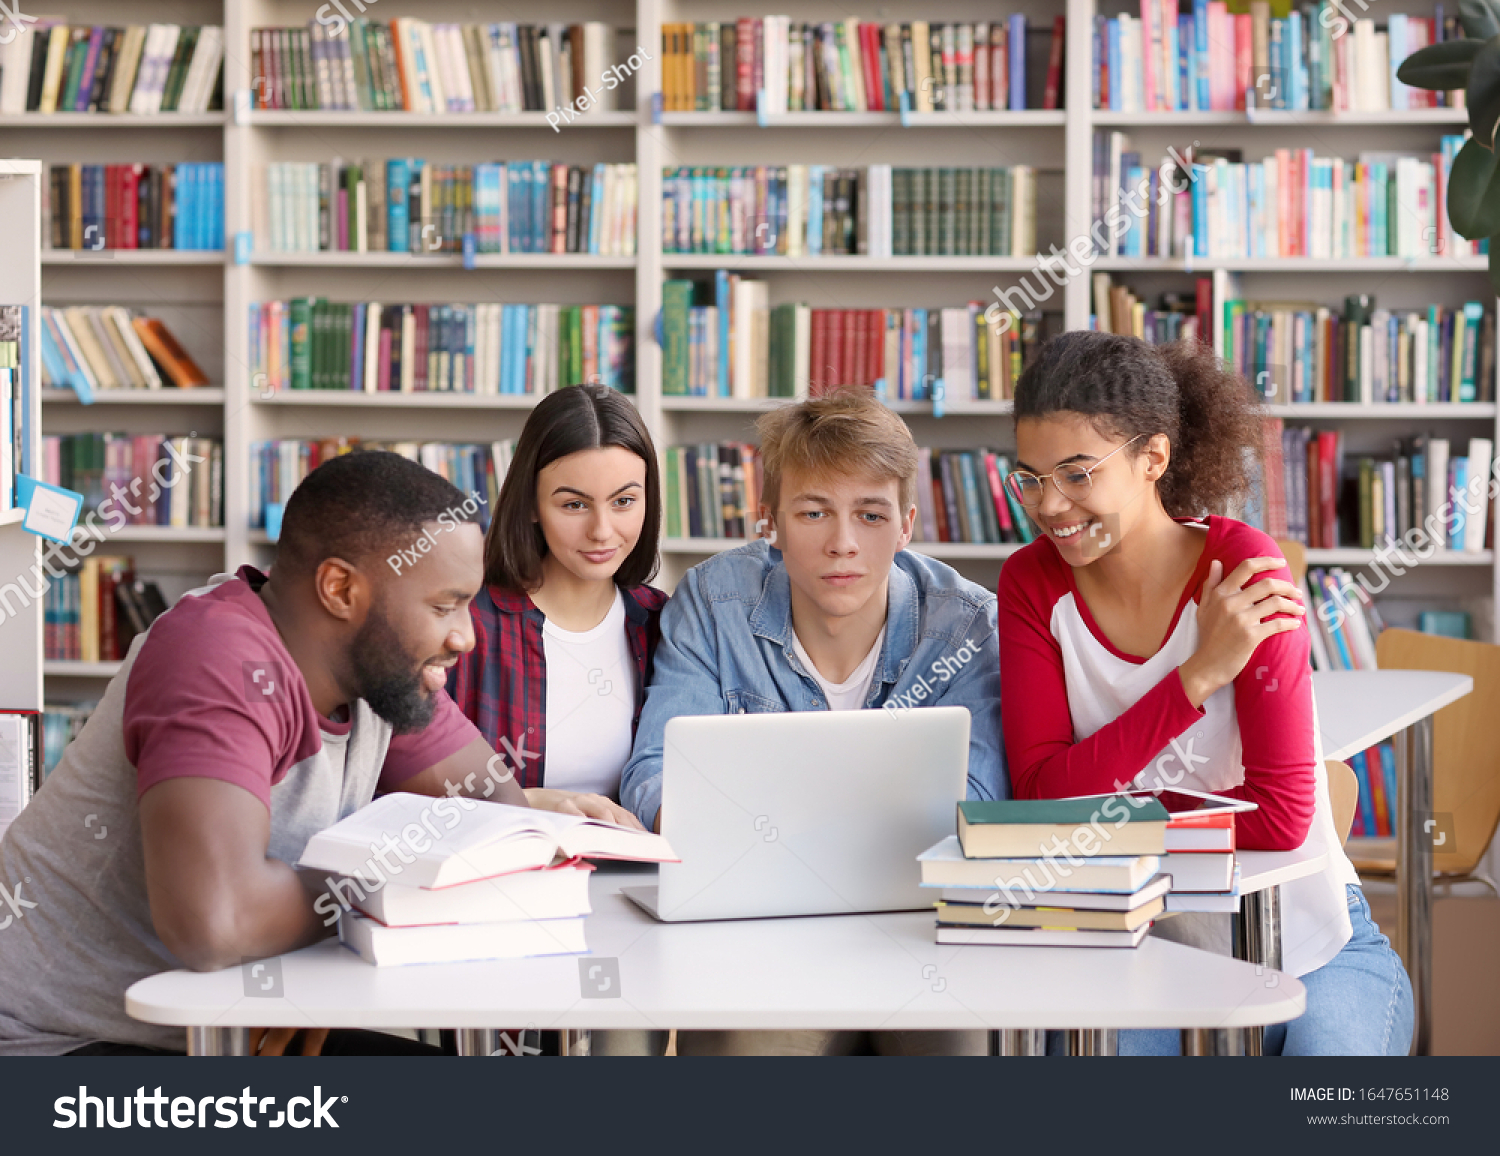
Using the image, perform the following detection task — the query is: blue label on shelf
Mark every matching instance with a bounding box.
[463,233,477,269]
[16,476,83,544]
[264,503,284,543]
[932,378,946,419]
[756,89,768,127]
[234,231,252,265]
[651,91,663,124]
[899,90,913,127]
[874,377,888,401]
[653,308,664,348]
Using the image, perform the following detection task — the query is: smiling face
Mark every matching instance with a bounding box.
[1013,413,1167,567]
[764,465,915,628]
[534,445,648,584]
[348,520,483,733]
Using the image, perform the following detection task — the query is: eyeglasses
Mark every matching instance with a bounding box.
[1004,435,1144,509]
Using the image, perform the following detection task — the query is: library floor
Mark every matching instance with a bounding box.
[1363,880,1500,1055]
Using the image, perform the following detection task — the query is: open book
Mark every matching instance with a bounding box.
[299,792,678,890]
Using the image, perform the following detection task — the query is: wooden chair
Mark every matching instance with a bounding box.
[1351,629,1500,895]
[1325,759,1358,846]
[1273,538,1307,586]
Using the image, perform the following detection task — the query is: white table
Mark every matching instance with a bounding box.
[127,868,1304,1057]
[1312,668,1474,1056]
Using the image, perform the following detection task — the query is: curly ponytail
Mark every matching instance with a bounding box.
[1013,331,1266,518]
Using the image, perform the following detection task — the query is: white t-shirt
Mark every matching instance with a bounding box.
[791,625,886,711]
[542,588,638,797]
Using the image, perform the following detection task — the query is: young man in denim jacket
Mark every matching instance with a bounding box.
[620,389,1008,1056]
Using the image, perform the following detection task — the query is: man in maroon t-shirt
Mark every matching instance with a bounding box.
[0,452,635,1056]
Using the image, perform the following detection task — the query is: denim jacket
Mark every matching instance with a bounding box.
[620,539,1008,829]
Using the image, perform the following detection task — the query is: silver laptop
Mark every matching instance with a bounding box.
[623,706,970,922]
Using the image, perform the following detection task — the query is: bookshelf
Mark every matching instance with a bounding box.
[0,159,44,714]
[10,0,1498,689]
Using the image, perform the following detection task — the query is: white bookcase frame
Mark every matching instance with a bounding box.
[8,0,1495,703]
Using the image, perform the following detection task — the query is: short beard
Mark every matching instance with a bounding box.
[347,603,436,735]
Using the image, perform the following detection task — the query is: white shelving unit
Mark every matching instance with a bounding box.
[0,159,44,713]
[13,0,1498,680]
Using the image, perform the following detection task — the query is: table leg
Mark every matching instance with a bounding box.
[1232,883,1283,1056]
[1396,715,1435,1056]
[455,1029,502,1056]
[1180,1028,1246,1056]
[187,1027,249,1056]
[994,1030,1045,1055]
[1065,1030,1116,1056]
[559,1030,592,1056]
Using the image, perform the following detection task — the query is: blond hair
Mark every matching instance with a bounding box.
[756,388,919,515]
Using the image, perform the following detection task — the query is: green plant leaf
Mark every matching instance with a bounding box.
[1448,138,1500,237]
[1469,35,1500,148]
[1397,38,1483,90]
[1489,237,1500,296]
[1461,0,1500,40]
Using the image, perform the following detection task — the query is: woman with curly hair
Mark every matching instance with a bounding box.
[996,330,1412,1056]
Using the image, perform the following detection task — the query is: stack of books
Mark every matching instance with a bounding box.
[298,793,677,967]
[45,163,224,252]
[661,276,1055,401]
[0,713,41,843]
[1161,807,1240,912]
[0,22,224,114]
[1225,297,1496,406]
[250,440,512,533]
[249,300,633,395]
[42,703,95,780]
[248,20,620,114]
[1090,274,1212,345]
[44,555,171,664]
[39,307,209,397]
[42,434,223,529]
[0,304,25,510]
[662,164,1037,258]
[660,16,1061,112]
[918,796,1172,947]
[256,159,637,257]
[1349,741,1398,838]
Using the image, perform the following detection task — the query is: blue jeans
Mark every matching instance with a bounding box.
[1110,885,1414,1056]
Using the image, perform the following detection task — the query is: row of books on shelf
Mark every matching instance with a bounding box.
[249,300,633,395]
[250,440,512,533]
[1,305,27,510]
[42,704,93,781]
[41,435,224,529]
[1348,742,1401,838]
[1095,134,1480,259]
[256,160,638,256]
[921,796,1245,948]
[0,714,42,844]
[302,794,674,967]
[43,557,170,665]
[38,307,209,398]
[44,163,225,252]
[250,20,620,114]
[662,276,1054,400]
[1249,422,1494,552]
[0,22,222,115]
[665,440,1041,548]
[1226,296,1495,405]
[1090,274,1211,345]
[1094,3,1462,113]
[661,15,1061,114]
[662,164,1037,258]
